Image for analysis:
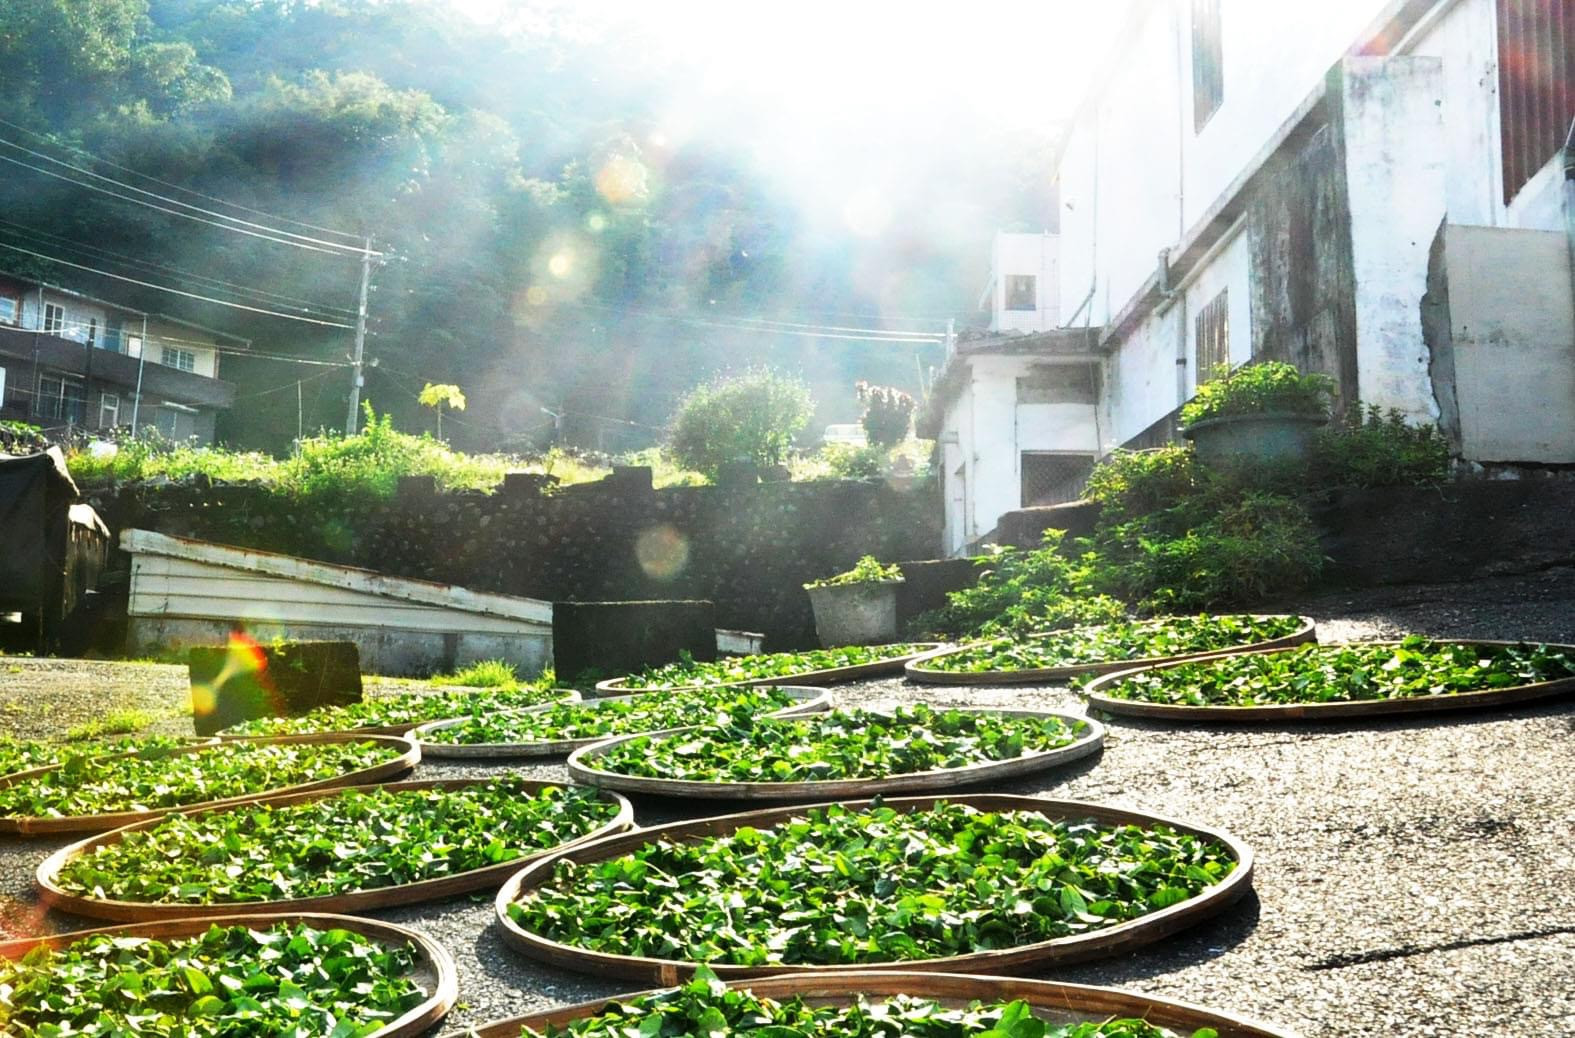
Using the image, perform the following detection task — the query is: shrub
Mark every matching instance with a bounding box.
[1314,405,1450,488]
[855,382,915,448]
[804,555,902,589]
[667,368,814,479]
[1083,446,1198,523]
[818,443,886,479]
[1179,361,1335,426]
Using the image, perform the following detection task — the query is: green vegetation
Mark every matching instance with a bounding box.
[1098,636,1575,708]
[667,368,815,478]
[1314,405,1451,488]
[428,658,525,689]
[422,686,801,746]
[219,684,574,736]
[804,555,903,589]
[54,779,619,905]
[0,740,402,819]
[0,921,426,1037]
[923,614,1306,674]
[0,734,191,779]
[857,382,916,447]
[1179,362,1335,426]
[506,800,1235,966]
[527,969,1215,1038]
[63,708,169,742]
[617,644,932,690]
[582,705,1089,783]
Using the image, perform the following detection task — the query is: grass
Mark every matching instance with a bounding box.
[428,659,524,689]
[63,709,169,742]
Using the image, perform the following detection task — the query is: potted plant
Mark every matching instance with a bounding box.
[1180,361,1335,467]
[803,556,905,647]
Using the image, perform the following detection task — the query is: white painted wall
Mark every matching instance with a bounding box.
[1180,225,1254,396]
[1101,308,1180,451]
[990,233,1060,333]
[145,318,221,378]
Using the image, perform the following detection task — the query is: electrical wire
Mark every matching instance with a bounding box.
[0,240,356,328]
[0,116,369,244]
[563,300,946,344]
[0,137,376,256]
[230,368,340,402]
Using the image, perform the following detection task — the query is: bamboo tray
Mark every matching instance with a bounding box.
[565,709,1104,800]
[0,912,457,1038]
[0,732,419,835]
[35,778,634,922]
[905,616,1316,685]
[0,736,220,783]
[1082,639,1575,722]
[449,971,1294,1038]
[593,645,945,696]
[217,688,582,738]
[492,793,1254,983]
[413,686,832,760]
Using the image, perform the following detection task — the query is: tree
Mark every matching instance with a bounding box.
[667,368,813,479]
[418,382,465,441]
[856,381,915,448]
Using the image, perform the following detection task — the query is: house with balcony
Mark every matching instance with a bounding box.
[0,274,244,443]
[922,0,1575,556]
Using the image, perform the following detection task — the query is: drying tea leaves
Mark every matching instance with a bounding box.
[527,968,1216,1038]
[221,685,575,736]
[0,735,192,779]
[54,779,619,905]
[584,704,1089,783]
[1099,636,1575,707]
[617,644,932,690]
[0,920,425,1037]
[422,686,802,746]
[507,801,1235,966]
[0,739,402,819]
[925,614,1305,674]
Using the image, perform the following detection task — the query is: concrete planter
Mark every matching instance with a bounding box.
[1183,413,1327,468]
[804,580,903,647]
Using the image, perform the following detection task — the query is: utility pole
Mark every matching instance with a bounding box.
[129,314,149,433]
[344,236,374,435]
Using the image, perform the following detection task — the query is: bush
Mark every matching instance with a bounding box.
[805,555,902,589]
[818,443,886,479]
[667,368,814,479]
[1314,405,1450,488]
[855,382,915,448]
[1179,361,1335,426]
[1083,446,1198,523]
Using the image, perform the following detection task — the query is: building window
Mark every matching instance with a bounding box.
[34,373,86,424]
[161,346,197,372]
[1194,288,1230,383]
[42,303,65,334]
[0,297,17,326]
[86,317,97,349]
[1496,0,1575,204]
[99,392,120,429]
[1004,275,1038,311]
[1021,453,1097,508]
[1192,0,1224,131]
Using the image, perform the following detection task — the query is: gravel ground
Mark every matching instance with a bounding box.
[1,568,1572,1038]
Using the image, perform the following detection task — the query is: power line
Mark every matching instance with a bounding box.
[0,116,368,244]
[230,368,340,402]
[566,300,947,344]
[0,218,358,318]
[0,136,376,256]
[0,240,356,328]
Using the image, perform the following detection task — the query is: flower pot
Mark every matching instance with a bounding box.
[804,580,903,647]
[1182,413,1326,468]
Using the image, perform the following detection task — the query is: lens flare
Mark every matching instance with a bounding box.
[548,252,573,279]
[636,524,690,581]
[594,155,649,206]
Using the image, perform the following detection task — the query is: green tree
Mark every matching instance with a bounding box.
[667,368,813,479]
[418,382,465,440]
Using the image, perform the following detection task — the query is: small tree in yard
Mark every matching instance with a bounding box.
[668,368,814,479]
[418,383,466,441]
[856,382,914,448]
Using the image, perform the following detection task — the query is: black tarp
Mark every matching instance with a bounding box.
[0,448,78,612]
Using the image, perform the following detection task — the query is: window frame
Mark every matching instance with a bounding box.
[1194,288,1231,385]
[42,303,65,334]
[1003,274,1038,312]
[0,296,18,326]
[161,345,198,373]
[1192,0,1224,132]
[99,392,120,429]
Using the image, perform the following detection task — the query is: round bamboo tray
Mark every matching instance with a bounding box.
[905,615,1317,685]
[492,793,1254,983]
[593,645,945,696]
[0,735,220,783]
[0,911,457,1038]
[450,971,1294,1038]
[217,688,582,739]
[0,732,420,835]
[566,708,1104,801]
[1082,638,1575,723]
[412,686,832,760]
[35,778,635,922]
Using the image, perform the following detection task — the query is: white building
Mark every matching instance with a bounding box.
[981,232,1061,334]
[923,0,1575,555]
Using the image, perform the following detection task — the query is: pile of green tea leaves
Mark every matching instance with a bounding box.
[0,735,192,779]
[1098,636,1575,707]
[526,968,1216,1038]
[0,740,401,819]
[54,779,619,905]
[617,645,932,690]
[507,801,1235,966]
[422,686,803,746]
[0,920,426,1037]
[924,614,1305,674]
[585,705,1089,784]
[220,684,575,736]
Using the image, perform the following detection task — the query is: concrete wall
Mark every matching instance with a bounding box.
[1180,225,1254,393]
[991,232,1060,333]
[1435,224,1575,464]
[1101,308,1180,451]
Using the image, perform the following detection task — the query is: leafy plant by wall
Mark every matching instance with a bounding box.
[1179,361,1336,426]
[855,382,915,448]
[667,368,814,479]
